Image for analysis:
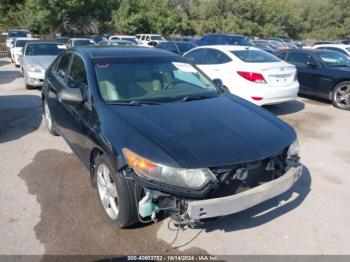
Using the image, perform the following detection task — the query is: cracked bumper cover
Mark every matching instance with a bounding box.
[187,163,303,220]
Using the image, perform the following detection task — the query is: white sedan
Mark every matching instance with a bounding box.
[10,37,37,66]
[184,45,299,106]
[312,44,350,56]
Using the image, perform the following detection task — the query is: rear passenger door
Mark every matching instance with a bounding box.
[198,48,232,81]
[47,52,73,132]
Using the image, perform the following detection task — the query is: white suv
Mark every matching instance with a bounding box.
[136,34,166,46]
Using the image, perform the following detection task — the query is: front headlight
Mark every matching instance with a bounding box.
[287,139,300,161]
[123,148,217,190]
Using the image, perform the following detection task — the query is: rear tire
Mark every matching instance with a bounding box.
[43,99,59,136]
[94,154,141,228]
[332,81,350,110]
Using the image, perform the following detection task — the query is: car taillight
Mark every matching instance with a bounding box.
[237,71,267,84]
[294,72,298,81]
[251,96,263,101]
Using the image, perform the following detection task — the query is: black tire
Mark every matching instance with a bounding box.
[332,81,350,110]
[43,99,59,136]
[94,154,141,228]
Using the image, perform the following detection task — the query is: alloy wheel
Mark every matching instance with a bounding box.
[334,85,350,109]
[96,164,119,219]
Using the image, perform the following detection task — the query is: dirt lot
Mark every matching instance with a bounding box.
[0,57,349,256]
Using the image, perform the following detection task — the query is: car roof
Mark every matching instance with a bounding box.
[14,37,36,41]
[26,41,61,45]
[203,33,246,37]
[71,38,91,41]
[313,44,350,49]
[193,45,260,51]
[277,48,342,55]
[74,47,179,59]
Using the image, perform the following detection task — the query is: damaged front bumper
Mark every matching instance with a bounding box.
[187,163,303,220]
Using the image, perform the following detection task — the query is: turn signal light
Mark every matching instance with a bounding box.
[237,71,267,84]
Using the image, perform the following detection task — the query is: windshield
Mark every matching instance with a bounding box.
[15,40,30,47]
[25,44,63,56]
[8,31,29,38]
[74,40,93,46]
[150,35,164,41]
[231,49,280,63]
[319,51,350,67]
[94,56,219,104]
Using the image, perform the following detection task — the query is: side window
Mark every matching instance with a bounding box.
[146,36,150,41]
[184,49,206,64]
[286,52,315,65]
[56,53,72,80]
[204,49,231,64]
[67,55,87,89]
[276,52,287,60]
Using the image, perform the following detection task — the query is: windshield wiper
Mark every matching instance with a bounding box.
[107,100,162,106]
[181,95,216,102]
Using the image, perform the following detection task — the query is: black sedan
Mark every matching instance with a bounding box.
[276,49,350,110]
[42,47,302,228]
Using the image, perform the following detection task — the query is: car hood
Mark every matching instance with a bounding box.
[106,94,296,169]
[23,56,56,69]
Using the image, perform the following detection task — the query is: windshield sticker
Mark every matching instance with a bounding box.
[96,64,110,69]
[172,62,196,73]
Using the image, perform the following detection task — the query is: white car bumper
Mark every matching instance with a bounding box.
[227,81,300,106]
[187,163,303,220]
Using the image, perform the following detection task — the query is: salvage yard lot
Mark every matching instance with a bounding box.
[0,56,349,255]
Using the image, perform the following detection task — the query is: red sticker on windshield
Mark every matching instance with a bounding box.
[97,64,109,69]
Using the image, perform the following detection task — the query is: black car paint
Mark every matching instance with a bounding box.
[276,49,350,99]
[42,47,296,197]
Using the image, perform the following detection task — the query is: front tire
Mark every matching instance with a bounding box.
[94,154,140,228]
[332,81,350,110]
[43,100,59,136]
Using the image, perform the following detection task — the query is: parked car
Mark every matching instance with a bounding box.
[66,38,95,48]
[10,37,37,66]
[252,40,277,53]
[311,41,336,47]
[99,40,136,47]
[276,48,350,110]
[22,41,64,89]
[339,39,350,45]
[109,35,142,45]
[88,35,107,44]
[54,36,70,45]
[151,41,197,55]
[312,44,350,56]
[184,46,299,106]
[197,33,252,46]
[42,46,302,228]
[266,39,288,50]
[136,34,166,46]
[6,29,31,57]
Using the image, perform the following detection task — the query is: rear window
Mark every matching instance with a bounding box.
[231,50,280,63]
[8,31,29,38]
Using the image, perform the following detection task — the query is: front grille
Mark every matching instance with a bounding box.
[208,149,288,199]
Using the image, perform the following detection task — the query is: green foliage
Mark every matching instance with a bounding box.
[1,0,350,40]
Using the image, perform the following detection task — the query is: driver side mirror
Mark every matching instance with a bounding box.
[212,78,227,92]
[58,88,84,106]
